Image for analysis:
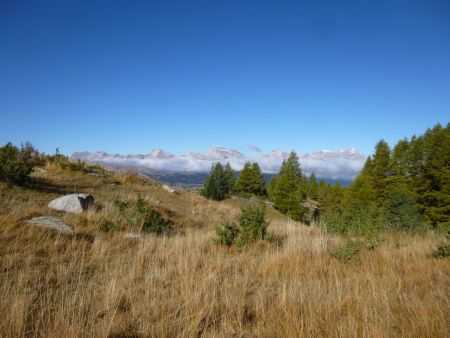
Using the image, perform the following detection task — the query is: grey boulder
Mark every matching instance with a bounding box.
[48,194,94,213]
[26,216,74,234]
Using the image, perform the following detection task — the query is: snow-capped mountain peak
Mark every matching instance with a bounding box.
[149,148,174,159]
[183,146,245,161]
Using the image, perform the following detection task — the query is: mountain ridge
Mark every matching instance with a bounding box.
[71,145,367,183]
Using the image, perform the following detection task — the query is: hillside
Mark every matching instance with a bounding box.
[82,162,353,189]
[0,163,449,337]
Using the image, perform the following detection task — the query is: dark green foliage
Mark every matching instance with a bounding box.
[134,194,169,234]
[320,123,450,236]
[236,206,269,247]
[416,124,450,229]
[215,206,271,247]
[370,140,391,203]
[47,150,87,172]
[307,172,318,200]
[201,162,234,201]
[331,240,365,261]
[215,222,239,246]
[341,200,383,235]
[384,191,424,231]
[0,142,34,184]
[433,243,450,258]
[267,175,278,200]
[103,195,170,234]
[234,162,267,196]
[224,163,235,194]
[269,152,308,221]
[141,208,168,234]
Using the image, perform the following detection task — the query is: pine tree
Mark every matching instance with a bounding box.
[268,175,278,201]
[202,162,234,201]
[251,162,267,196]
[339,156,379,234]
[307,172,318,200]
[270,151,307,221]
[417,123,450,230]
[235,162,267,196]
[370,140,391,203]
[224,163,235,194]
[389,138,411,192]
[234,162,253,195]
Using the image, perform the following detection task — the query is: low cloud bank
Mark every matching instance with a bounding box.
[72,148,367,181]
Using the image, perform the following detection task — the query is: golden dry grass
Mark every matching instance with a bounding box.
[0,165,449,337]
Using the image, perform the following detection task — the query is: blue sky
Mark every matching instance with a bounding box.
[1,0,449,156]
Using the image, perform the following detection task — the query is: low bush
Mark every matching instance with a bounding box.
[331,239,365,261]
[236,206,269,247]
[433,243,450,258]
[215,222,239,246]
[0,142,34,184]
[331,233,380,261]
[99,220,122,232]
[131,195,171,234]
[215,205,272,248]
[101,195,171,235]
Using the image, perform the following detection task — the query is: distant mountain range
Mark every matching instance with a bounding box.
[71,145,367,187]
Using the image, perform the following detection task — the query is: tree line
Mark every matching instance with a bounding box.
[321,122,450,234]
[201,123,449,234]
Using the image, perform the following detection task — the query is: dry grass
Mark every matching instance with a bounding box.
[0,166,449,337]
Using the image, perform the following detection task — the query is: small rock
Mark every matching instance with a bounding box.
[26,216,73,234]
[48,194,94,214]
[34,167,47,174]
[163,184,176,193]
[88,173,98,176]
[124,232,144,241]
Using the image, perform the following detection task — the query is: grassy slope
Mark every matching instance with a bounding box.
[0,164,449,337]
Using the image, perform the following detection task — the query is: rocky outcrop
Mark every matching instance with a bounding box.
[26,216,73,234]
[48,194,94,213]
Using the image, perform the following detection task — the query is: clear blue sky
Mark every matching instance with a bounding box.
[1,0,449,156]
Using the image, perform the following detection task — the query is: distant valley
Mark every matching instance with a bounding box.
[71,146,363,187]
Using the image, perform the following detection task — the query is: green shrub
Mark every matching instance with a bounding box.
[433,243,450,258]
[384,192,425,231]
[320,209,345,234]
[215,205,271,248]
[46,150,87,172]
[0,142,34,184]
[67,159,86,171]
[133,194,170,234]
[331,239,365,261]
[236,206,269,247]
[113,198,128,217]
[140,207,169,234]
[100,220,122,232]
[105,195,171,235]
[215,222,239,246]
